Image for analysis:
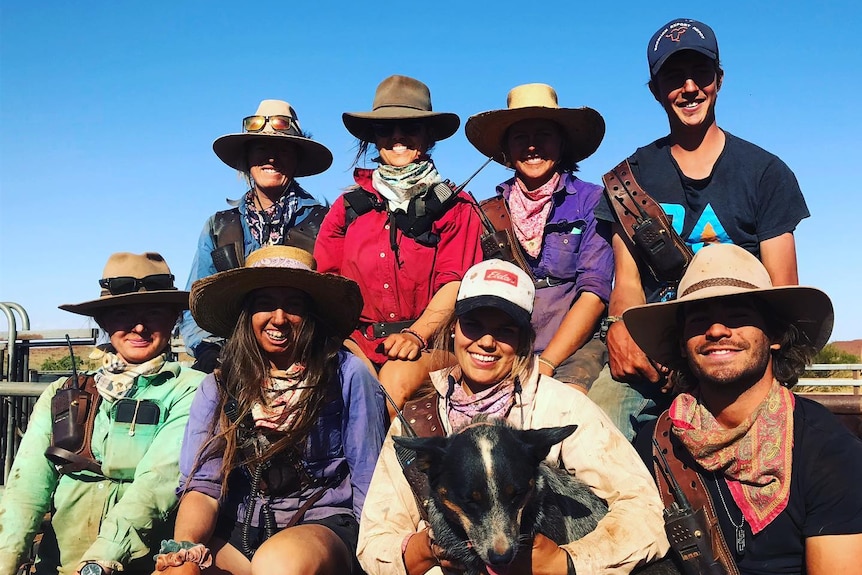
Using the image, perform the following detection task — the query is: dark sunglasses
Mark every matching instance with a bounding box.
[371,121,425,138]
[243,115,299,134]
[99,274,175,295]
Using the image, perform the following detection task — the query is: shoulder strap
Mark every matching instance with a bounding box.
[477,196,536,280]
[210,208,244,271]
[285,204,330,253]
[400,392,445,522]
[343,188,384,228]
[603,160,693,283]
[654,411,739,575]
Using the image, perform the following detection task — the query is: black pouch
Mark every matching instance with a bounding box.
[632,217,692,283]
[50,387,92,453]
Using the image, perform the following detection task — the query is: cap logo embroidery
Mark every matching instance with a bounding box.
[484,269,518,287]
[666,27,687,42]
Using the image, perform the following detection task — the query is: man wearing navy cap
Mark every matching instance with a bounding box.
[590,19,810,442]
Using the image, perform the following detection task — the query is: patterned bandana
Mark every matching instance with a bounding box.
[372,159,441,212]
[508,172,560,258]
[669,379,795,534]
[251,363,312,432]
[243,187,298,246]
[445,370,516,431]
[94,352,167,401]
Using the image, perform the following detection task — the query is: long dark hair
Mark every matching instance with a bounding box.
[192,292,342,497]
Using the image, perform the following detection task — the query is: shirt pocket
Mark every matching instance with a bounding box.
[542,220,586,279]
[304,400,344,465]
[101,399,162,480]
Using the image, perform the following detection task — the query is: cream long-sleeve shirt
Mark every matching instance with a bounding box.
[357,363,670,575]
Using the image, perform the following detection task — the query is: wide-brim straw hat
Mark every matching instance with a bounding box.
[213,99,333,177]
[623,243,833,367]
[342,75,460,143]
[60,252,189,317]
[190,245,362,339]
[465,83,605,167]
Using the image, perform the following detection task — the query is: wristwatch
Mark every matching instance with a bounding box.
[598,316,622,344]
[80,562,108,575]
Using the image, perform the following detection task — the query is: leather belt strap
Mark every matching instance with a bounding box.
[654,412,740,575]
[477,196,536,280]
[399,393,445,522]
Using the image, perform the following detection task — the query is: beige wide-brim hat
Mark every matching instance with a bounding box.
[59,252,189,317]
[213,99,334,177]
[465,83,605,167]
[190,245,363,339]
[623,243,833,367]
[342,75,460,143]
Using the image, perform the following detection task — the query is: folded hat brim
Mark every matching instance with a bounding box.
[190,267,363,339]
[212,133,333,177]
[622,286,834,367]
[59,291,191,317]
[465,106,605,166]
[342,110,460,143]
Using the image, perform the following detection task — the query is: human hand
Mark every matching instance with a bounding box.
[403,529,466,574]
[508,533,569,575]
[606,321,666,384]
[382,333,423,361]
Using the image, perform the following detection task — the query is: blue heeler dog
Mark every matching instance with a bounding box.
[394,419,679,575]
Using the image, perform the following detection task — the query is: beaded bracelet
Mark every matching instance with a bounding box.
[400,328,428,351]
[537,356,558,372]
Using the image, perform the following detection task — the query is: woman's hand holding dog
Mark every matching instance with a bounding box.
[403,528,465,574]
[510,533,571,575]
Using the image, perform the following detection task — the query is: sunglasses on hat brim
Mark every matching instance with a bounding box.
[99,274,175,295]
[243,115,300,134]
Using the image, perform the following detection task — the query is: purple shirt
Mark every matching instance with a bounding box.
[499,172,614,352]
[179,351,386,526]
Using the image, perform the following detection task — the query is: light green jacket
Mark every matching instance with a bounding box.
[0,362,204,575]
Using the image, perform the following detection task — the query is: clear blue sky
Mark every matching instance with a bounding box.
[1,0,860,342]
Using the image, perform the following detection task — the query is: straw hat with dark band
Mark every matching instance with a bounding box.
[190,245,363,339]
[622,244,833,367]
[342,75,460,143]
[59,252,189,316]
[465,83,605,167]
[212,99,333,177]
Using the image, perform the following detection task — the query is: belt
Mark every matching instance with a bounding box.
[359,320,416,339]
[534,277,565,289]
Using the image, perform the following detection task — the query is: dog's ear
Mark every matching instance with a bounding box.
[393,435,449,472]
[518,425,579,464]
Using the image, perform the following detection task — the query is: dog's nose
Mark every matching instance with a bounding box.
[486,547,515,567]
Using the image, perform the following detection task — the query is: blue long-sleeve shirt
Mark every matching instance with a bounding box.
[178,350,386,526]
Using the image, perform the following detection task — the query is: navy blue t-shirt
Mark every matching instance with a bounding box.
[595,131,809,303]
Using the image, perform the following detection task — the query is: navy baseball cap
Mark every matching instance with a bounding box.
[647,19,719,77]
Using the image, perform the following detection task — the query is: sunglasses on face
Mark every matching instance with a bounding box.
[243,115,299,134]
[371,121,425,138]
[99,274,175,295]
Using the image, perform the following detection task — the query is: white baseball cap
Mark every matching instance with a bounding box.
[455,260,535,327]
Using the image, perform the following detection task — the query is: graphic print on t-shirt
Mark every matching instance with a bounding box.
[661,202,730,252]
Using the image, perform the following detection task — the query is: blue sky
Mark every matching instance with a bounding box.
[1,1,860,342]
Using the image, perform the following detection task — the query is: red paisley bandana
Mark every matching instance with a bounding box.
[669,379,795,534]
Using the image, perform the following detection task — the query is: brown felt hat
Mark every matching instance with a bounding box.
[623,244,834,367]
[342,75,460,143]
[190,245,363,339]
[465,83,605,167]
[213,99,333,177]
[59,252,189,316]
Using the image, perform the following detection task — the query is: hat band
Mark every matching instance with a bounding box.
[681,277,760,298]
[249,256,311,271]
[373,103,429,112]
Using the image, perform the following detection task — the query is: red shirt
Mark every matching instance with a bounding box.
[315,168,483,364]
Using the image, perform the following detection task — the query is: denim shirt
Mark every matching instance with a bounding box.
[498,172,613,352]
[179,351,387,526]
[180,184,323,355]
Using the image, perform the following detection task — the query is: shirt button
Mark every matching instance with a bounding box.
[98,483,104,489]
[383,283,390,289]
[385,224,390,230]
[389,313,396,319]
[563,238,569,244]
[379,252,386,258]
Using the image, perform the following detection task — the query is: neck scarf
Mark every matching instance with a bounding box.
[372,159,440,212]
[94,352,167,401]
[508,172,560,258]
[251,363,312,432]
[669,379,795,534]
[244,187,298,246]
[445,370,516,432]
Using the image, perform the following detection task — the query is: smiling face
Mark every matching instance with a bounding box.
[681,299,777,390]
[454,307,522,394]
[373,121,431,167]
[652,51,721,131]
[504,119,564,189]
[248,286,310,369]
[247,141,298,200]
[98,304,179,364]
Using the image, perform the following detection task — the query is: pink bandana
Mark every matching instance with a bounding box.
[251,363,312,432]
[446,370,516,431]
[669,380,795,534]
[508,172,560,258]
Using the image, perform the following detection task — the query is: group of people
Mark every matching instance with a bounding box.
[1,17,860,575]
